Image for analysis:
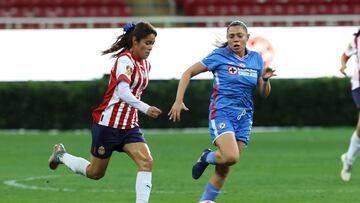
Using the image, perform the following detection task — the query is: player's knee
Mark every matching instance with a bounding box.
[224,154,239,166]
[87,171,105,180]
[139,157,153,171]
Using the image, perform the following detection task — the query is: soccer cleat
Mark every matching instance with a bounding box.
[192,149,211,180]
[340,153,352,181]
[48,143,66,170]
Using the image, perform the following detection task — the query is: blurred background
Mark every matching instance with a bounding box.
[0,0,360,130]
[2,2,360,202]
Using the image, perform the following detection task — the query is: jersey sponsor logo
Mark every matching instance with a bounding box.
[97,146,106,155]
[239,63,246,68]
[228,66,238,75]
[238,68,258,78]
[126,65,133,76]
[219,122,226,129]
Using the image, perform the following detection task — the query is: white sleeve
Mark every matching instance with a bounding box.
[116,56,135,83]
[344,39,357,57]
[118,81,150,114]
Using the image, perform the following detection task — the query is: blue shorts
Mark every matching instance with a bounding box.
[352,87,360,110]
[91,123,146,159]
[209,109,253,145]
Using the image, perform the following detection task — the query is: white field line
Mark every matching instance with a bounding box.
[0,126,333,136]
[2,175,195,194]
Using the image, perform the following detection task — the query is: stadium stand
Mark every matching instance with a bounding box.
[181,0,360,15]
[178,0,360,26]
[0,0,133,28]
[0,0,359,29]
[0,0,132,17]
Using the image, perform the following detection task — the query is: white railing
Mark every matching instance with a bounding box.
[0,15,359,28]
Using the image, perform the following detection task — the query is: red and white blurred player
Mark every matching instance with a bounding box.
[340,28,360,181]
[48,22,162,203]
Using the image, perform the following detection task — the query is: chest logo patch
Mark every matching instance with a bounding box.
[126,65,133,76]
[228,66,238,75]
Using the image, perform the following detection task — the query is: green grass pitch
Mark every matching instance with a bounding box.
[0,128,359,203]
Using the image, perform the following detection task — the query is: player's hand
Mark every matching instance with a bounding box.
[340,66,347,76]
[168,101,189,122]
[146,106,162,118]
[262,67,276,80]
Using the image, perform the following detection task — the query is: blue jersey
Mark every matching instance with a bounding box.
[201,46,264,118]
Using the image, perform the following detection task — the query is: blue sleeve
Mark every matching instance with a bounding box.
[257,53,264,76]
[201,50,221,71]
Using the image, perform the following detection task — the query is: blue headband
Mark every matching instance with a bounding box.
[123,22,136,33]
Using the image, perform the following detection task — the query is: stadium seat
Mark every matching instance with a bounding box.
[0,0,131,17]
[181,0,360,16]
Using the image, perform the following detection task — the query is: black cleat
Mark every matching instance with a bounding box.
[192,149,211,180]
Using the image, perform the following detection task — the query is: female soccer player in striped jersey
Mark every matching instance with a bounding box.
[48,21,162,203]
[340,28,360,182]
[168,20,275,203]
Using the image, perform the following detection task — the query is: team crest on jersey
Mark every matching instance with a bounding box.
[126,65,133,76]
[219,122,226,129]
[228,66,238,75]
[97,146,105,155]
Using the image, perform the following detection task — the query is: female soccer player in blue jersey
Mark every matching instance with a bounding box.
[48,22,162,203]
[168,20,276,202]
[340,28,360,182]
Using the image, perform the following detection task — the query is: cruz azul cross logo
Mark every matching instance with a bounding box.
[228,66,238,75]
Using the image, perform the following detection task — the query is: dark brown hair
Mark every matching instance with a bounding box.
[354,28,360,37]
[102,22,157,58]
[216,20,248,48]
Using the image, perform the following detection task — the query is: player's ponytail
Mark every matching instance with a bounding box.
[354,28,360,37]
[102,22,157,58]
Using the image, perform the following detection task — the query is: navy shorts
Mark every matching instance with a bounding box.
[352,87,360,110]
[91,123,146,159]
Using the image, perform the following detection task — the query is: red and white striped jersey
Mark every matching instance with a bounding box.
[345,36,360,90]
[92,50,151,129]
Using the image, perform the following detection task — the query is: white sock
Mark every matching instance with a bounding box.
[346,131,360,164]
[60,153,90,176]
[135,171,152,203]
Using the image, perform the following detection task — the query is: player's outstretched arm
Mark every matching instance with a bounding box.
[340,53,350,76]
[259,67,276,98]
[168,62,207,122]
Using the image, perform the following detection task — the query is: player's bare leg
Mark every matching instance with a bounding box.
[49,143,109,180]
[124,142,153,203]
[341,112,360,181]
[356,112,360,139]
[192,133,239,180]
[198,138,245,202]
[85,156,110,180]
[208,141,245,188]
[213,133,240,165]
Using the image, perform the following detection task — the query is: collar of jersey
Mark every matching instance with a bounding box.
[125,49,141,62]
[226,46,250,61]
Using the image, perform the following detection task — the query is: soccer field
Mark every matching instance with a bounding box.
[1,128,359,203]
